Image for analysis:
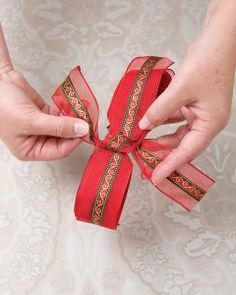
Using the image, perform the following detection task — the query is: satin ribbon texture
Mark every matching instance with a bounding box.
[52,56,215,230]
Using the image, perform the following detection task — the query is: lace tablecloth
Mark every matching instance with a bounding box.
[0,1,236,294]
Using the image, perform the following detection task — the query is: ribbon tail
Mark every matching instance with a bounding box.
[132,139,215,212]
[74,148,133,230]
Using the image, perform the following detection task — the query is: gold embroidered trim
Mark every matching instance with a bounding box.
[137,147,206,201]
[61,77,94,142]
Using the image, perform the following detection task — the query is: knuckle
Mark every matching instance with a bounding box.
[0,63,13,75]
[160,160,175,173]
[171,77,193,104]
[60,150,70,159]
[175,127,187,141]
[57,145,71,159]
[13,151,27,161]
[171,76,187,94]
[220,112,230,128]
[146,107,163,126]
[146,114,162,127]
[56,119,65,137]
[214,109,231,131]
[177,145,195,162]
[18,155,27,161]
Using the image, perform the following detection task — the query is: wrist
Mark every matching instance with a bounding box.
[186,31,236,70]
[187,0,236,68]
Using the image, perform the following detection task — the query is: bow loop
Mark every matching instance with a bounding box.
[52,66,99,144]
[106,57,174,144]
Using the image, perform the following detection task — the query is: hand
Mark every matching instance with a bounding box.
[0,66,89,161]
[0,25,89,161]
[139,37,235,184]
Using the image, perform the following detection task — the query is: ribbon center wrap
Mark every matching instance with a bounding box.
[52,56,215,230]
[93,132,138,153]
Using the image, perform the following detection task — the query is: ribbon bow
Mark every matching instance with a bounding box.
[52,56,215,230]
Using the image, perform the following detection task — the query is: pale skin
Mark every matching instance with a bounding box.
[0,25,89,161]
[139,0,236,185]
[0,1,236,185]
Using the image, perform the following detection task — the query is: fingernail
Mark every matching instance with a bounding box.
[139,116,153,130]
[74,120,89,136]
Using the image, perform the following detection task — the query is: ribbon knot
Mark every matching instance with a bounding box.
[52,56,215,230]
[102,131,143,153]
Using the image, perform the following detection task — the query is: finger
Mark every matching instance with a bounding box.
[139,83,187,130]
[156,124,190,149]
[151,126,214,185]
[29,113,89,138]
[181,105,195,126]
[0,25,13,71]
[25,137,82,161]
[41,137,82,160]
[163,109,185,124]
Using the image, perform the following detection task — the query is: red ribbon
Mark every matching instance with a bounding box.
[52,56,215,230]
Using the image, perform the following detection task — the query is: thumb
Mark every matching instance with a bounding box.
[30,113,89,138]
[139,83,186,130]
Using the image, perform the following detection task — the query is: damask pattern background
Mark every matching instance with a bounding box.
[0,0,236,294]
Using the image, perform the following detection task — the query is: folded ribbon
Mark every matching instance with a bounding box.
[52,56,215,230]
